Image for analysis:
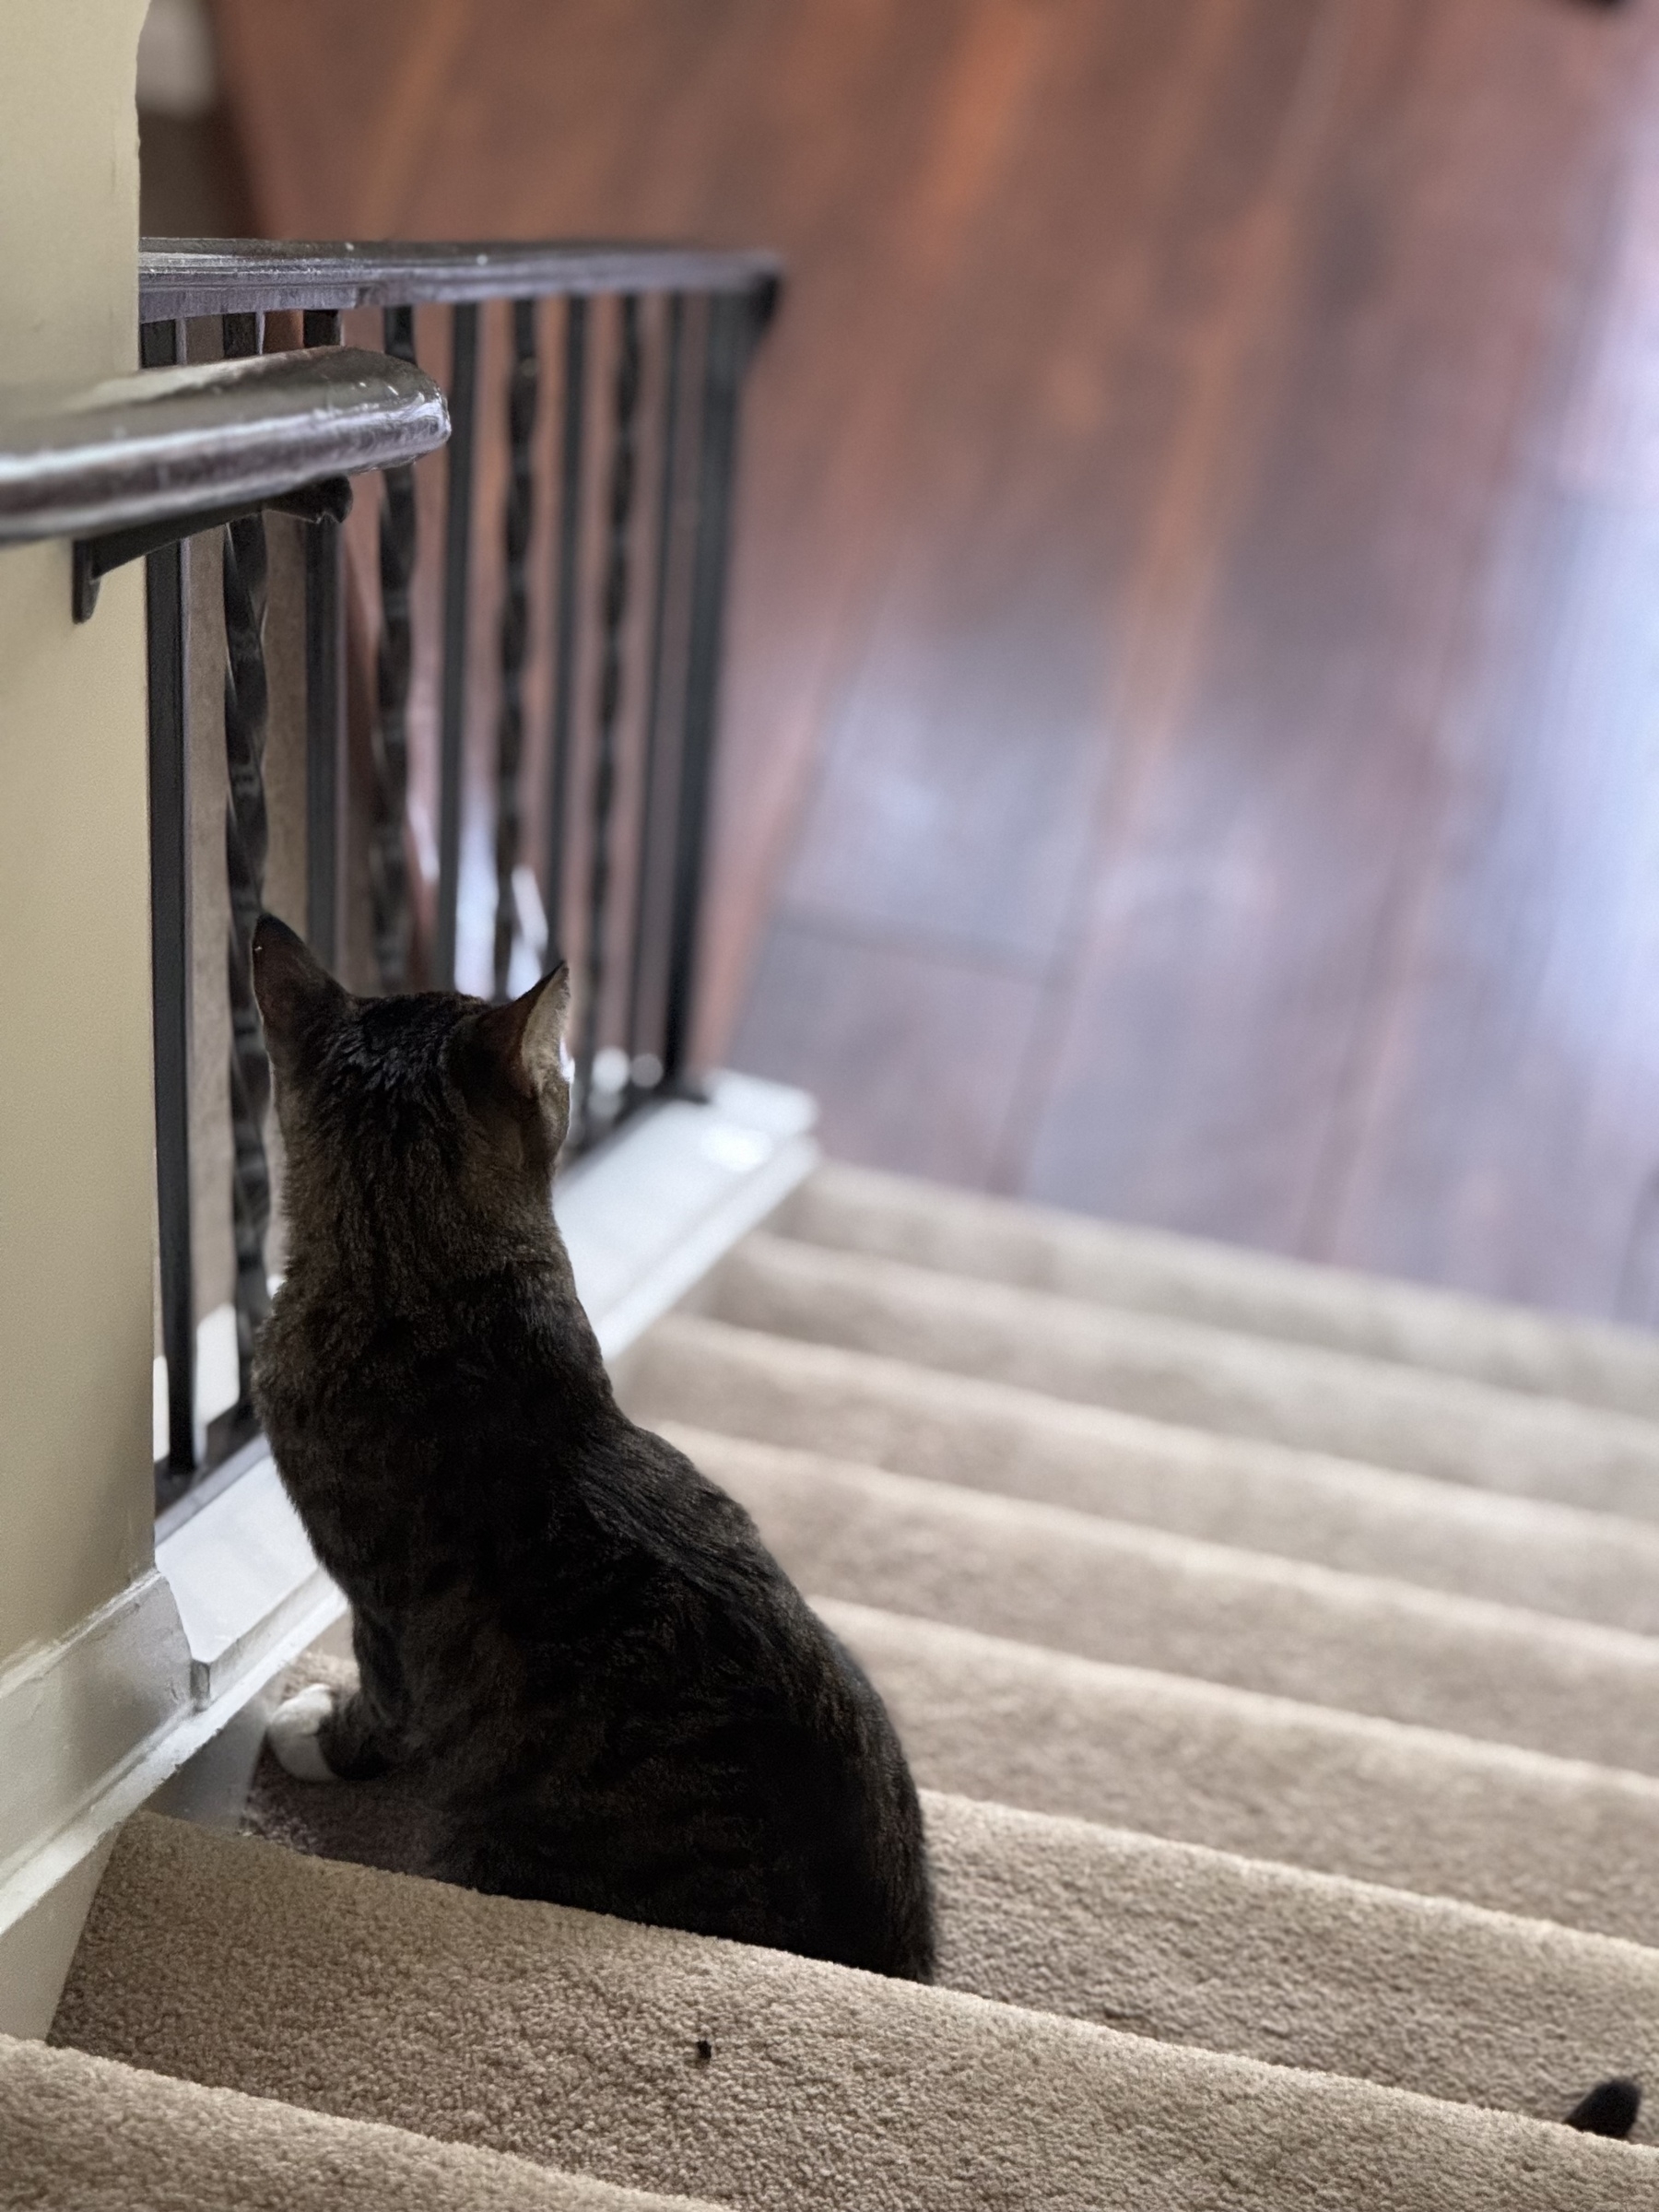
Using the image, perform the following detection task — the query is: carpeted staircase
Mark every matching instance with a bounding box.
[26,1159,1659,2206]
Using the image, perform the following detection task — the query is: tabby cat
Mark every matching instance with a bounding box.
[252,912,935,1981]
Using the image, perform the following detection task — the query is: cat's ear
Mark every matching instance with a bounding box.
[474,963,571,1100]
[252,912,347,1060]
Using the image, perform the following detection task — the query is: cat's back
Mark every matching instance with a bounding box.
[545,1415,938,1980]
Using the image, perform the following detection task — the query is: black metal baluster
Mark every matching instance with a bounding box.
[144,316,196,1494]
[302,307,343,966]
[543,298,588,973]
[662,293,748,1088]
[221,310,273,1419]
[434,301,479,990]
[371,304,418,993]
[575,295,642,1145]
[623,295,686,1110]
[492,300,540,1000]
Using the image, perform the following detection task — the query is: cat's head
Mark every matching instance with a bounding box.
[251,912,572,1262]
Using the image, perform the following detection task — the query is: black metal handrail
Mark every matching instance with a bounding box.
[139,238,782,320]
[0,341,451,1508]
[0,348,447,544]
[135,237,778,1509]
[0,348,448,626]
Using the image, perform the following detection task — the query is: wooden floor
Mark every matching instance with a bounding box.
[213,0,1659,1320]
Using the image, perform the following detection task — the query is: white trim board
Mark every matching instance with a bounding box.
[0,1574,189,1901]
[0,1073,817,1950]
[0,1570,342,1945]
[559,1071,819,1359]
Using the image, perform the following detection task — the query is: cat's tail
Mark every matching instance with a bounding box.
[1564,2077,1641,2140]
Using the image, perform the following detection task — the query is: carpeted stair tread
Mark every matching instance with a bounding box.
[703,1233,1659,1512]
[0,2030,724,2212]
[250,1625,1659,1948]
[51,1814,1659,2211]
[783,1161,1659,1418]
[818,1600,1659,1945]
[235,1681,1659,2143]
[63,1155,1659,2201]
[666,1423,1659,1774]
[927,1794,1659,2138]
[623,1315,1659,1634]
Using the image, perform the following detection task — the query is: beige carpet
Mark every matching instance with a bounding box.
[231,1664,1659,2142]
[825,1599,1659,1944]
[926,1794,1659,2136]
[624,1315,1659,1634]
[701,1232,1659,1511]
[668,1424,1659,1773]
[51,1815,1658,2211]
[41,1160,1659,2202]
[0,2030,726,2212]
[782,1161,1659,1418]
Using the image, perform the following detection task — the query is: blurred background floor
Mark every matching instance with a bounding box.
[171,0,1659,1320]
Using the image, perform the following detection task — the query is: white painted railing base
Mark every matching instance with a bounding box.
[0,1073,817,2023]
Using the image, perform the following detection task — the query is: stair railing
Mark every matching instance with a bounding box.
[132,239,780,1507]
[0,343,449,1505]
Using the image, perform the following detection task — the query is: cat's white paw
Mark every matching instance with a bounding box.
[265,1685,342,1783]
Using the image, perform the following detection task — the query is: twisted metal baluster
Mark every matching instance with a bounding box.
[434,301,480,990]
[492,300,540,999]
[623,295,686,1105]
[575,296,642,1143]
[144,315,197,1487]
[371,304,418,993]
[543,298,588,976]
[302,307,345,968]
[663,295,749,1088]
[221,311,272,1415]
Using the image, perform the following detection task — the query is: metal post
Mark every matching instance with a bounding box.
[623,295,686,1101]
[371,303,418,993]
[220,311,273,1419]
[575,295,641,1144]
[492,300,540,1001]
[543,297,588,972]
[661,293,748,1089]
[301,307,343,966]
[142,316,196,1495]
[434,300,478,990]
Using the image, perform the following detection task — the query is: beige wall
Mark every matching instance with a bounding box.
[0,0,156,1667]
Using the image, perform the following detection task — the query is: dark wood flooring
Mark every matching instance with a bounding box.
[210,0,1659,1319]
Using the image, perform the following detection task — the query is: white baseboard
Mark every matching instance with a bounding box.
[559,1071,819,1359]
[0,1073,818,1971]
[0,1573,190,1893]
[159,1453,342,1708]
[0,1843,116,2040]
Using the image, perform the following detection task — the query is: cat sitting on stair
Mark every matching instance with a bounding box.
[250,913,935,1982]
